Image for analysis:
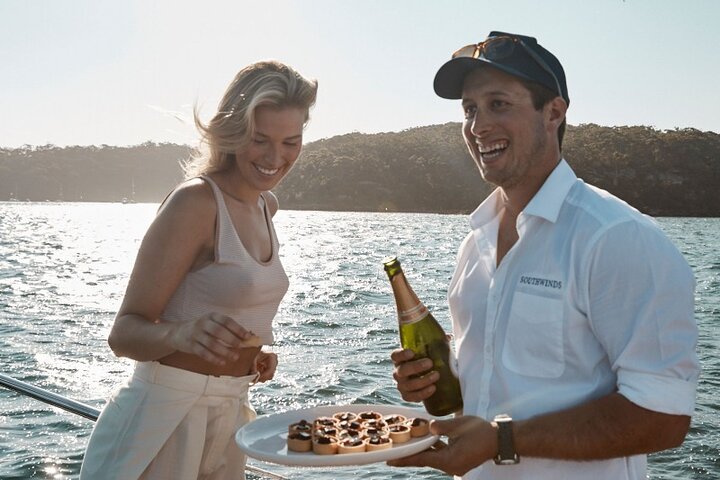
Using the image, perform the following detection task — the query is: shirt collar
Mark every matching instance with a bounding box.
[523,159,577,223]
[468,159,577,230]
[469,187,504,231]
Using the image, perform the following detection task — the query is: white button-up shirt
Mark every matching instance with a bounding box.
[448,159,699,479]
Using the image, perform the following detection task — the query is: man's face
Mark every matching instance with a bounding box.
[460,67,554,190]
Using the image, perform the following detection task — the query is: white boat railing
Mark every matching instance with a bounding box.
[0,372,288,480]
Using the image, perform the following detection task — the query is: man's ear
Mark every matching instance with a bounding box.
[545,96,567,130]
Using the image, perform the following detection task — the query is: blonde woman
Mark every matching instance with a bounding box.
[81,61,318,480]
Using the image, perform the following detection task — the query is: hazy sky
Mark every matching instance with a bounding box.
[1,0,718,148]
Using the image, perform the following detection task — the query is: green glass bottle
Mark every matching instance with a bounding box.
[383,256,463,416]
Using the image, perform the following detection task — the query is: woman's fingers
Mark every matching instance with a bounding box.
[254,351,278,382]
[203,313,260,352]
[170,313,263,364]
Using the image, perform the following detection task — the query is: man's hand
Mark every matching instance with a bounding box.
[388,415,497,476]
[391,348,440,403]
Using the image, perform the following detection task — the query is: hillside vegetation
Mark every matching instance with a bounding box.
[1,124,718,216]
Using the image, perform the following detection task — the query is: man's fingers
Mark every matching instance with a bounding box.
[395,372,439,402]
[430,439,448,450]
[387,445,449,470]
[427,418,459,437]
[428,416,481,440]
[394,357,434,379]
[390,348,415,364]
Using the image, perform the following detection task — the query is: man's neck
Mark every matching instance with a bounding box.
[500,156,561,216]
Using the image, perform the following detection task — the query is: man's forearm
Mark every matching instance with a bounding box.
[514,392,690,460]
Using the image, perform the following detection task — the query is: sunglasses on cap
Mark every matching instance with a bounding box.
[452,36,563,101]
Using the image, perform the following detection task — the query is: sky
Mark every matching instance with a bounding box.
[1,0,718,148]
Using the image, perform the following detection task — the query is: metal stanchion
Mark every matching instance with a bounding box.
[0,373,288,480]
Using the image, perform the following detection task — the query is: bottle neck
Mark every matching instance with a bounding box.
[388,271,428,325]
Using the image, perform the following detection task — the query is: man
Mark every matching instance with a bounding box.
[389,31,699,479]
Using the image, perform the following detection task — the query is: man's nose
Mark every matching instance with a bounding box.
[470,111,492,138]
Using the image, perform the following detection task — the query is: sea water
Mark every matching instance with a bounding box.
[0,203,718,479]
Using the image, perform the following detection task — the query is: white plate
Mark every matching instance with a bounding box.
[235,404,438,467]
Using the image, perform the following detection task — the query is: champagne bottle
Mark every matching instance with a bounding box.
[383,256,463,416]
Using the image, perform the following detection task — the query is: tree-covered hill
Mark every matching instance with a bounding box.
[1,123,718,216]
[0,142,189,203]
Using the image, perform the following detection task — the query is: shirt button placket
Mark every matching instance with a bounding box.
[479,276,501,415]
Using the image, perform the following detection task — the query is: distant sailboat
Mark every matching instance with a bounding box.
[121,177,136,204]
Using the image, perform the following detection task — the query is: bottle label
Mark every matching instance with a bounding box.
[398,303,428,325]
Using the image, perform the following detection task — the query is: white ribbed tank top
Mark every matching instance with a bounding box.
[159,176,289,344]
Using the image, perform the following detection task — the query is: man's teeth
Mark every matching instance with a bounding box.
[478,142,507,154]
[255,164,279,175]
[477,142,508,160]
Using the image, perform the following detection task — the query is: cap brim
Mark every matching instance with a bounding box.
[433,57,483,99]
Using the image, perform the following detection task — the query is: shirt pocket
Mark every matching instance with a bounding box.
[502,291,565,378]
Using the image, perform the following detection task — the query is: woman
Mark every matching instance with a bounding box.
[80,60,318,479]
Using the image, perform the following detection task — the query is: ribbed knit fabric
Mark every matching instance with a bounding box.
[160,176,289,344]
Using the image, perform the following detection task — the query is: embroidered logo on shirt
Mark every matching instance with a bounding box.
[519,275,563,290]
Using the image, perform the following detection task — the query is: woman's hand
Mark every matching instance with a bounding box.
[168,312,260,366]
[253,351,278,382]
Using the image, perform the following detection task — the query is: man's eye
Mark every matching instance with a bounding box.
[253,138,266,144]
[463,106,476,119]
[491,100,508,109]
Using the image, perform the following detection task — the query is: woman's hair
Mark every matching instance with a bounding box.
[183,60,318,178]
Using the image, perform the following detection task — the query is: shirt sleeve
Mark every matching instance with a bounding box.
[585,218,699,416]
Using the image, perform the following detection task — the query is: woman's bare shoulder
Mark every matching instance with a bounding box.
[159,178,216,219]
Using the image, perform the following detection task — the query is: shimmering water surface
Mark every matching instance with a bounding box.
[0,203,718,479]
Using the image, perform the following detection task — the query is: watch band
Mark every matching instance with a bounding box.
[493,414,520,465]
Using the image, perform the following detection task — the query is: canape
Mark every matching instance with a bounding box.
[383,414,407,426]
[313,416,338,428]
[313,425,339,439]
[312,434,338,455]
[388,423,412,443]
[408,417,430,437]
[287,431,312,452]
[289,419,313,434]
[365,435,393,452]
[338,419,364,431]
[357,410,383,422]
[337,436,367,454]
[333,411,358,423]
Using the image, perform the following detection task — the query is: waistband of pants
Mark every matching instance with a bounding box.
[133,361,258,397]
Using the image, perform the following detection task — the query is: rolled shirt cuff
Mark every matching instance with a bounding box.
[617,370,698,416]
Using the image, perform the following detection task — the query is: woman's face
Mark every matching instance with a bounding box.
[233,105,306,192]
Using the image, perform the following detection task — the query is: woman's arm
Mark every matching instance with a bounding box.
[107,180,256,364]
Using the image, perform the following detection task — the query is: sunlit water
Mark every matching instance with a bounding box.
[0,203,718,479]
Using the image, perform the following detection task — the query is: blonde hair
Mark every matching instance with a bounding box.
[183,60,318,178]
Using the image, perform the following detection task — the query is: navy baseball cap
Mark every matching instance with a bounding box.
[433,31,569,105]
